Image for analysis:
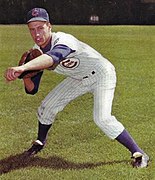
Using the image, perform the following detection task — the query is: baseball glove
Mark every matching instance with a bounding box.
[18,49,43,79]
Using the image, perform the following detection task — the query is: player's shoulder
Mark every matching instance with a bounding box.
[52,31,76,40]
[52,31,78,48]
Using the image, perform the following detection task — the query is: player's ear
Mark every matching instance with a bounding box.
[47,22,52,30]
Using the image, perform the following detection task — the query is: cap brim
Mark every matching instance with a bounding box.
[27,17,48,23]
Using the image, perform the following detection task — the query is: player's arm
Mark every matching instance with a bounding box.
[45,44,75,67]
[23,44,75,94]
[22,54,54,71]
[23,78,34,92]
[5,45,74,82]
[4,54,53,81]
[23,71,43,95]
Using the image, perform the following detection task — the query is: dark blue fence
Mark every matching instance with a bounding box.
[0,0,154,25]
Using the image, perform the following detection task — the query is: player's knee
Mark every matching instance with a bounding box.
[94,116,106,127]
[94,115,123,130]
[37,105,57,124]
[93,114,115,128]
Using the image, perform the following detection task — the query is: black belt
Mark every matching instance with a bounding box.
[83,71,95,79]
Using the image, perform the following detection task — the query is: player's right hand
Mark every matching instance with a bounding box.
[4,66,24,82]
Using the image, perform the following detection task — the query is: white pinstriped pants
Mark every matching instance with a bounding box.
[37,75,124,139]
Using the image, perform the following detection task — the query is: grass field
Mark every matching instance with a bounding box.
[0,25,155,180]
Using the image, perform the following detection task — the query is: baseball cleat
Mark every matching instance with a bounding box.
[25,140,44,156]
[131,152,149,168]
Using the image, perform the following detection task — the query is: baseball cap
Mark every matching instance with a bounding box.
[27,8,49,23]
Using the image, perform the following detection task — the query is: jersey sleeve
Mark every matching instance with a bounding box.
[45,44,75,64]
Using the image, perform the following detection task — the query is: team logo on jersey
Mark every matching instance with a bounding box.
[60,58,80,69]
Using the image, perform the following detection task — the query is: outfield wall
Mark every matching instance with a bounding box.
[0,0,154,25]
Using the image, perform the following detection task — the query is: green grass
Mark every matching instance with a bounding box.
[0,25,155,180]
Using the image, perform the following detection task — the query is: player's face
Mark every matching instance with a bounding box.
[28,21,52,48]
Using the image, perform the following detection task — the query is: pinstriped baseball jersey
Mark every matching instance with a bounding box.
[34,31,116,89]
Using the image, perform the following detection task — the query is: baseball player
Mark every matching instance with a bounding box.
[5,8,149,168]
